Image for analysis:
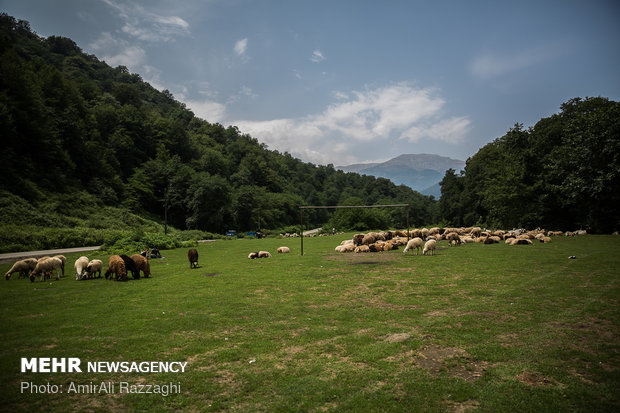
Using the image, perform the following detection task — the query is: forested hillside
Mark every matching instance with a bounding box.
[439,97,620,233]
[0,13,436,250]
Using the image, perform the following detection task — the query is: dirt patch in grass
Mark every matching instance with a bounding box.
[203,272,221,277]
[516,371,558,387]
[414,344,488,382]
[445,399,480,413]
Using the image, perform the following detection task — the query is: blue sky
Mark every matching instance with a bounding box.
[2,0,619,166]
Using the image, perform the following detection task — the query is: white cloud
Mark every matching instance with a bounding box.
[470,43,570,79]
[233,82,470,164]
[310,50,325,62]
[90,32,146,70]
[185,99,227,124]
[102,0,190,42]
[234,38,248,56]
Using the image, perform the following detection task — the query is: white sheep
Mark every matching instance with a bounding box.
[258,251,272,258]
[85,259,103,279]
[30,257,63,282]
[277,246,291,254]
[74,256,90,280]
[403,237,423,255]
[422,239,437,256]
[248,252,259,259]
[5,258,38,280]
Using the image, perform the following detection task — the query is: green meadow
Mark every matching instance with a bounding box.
[0,234,618,412]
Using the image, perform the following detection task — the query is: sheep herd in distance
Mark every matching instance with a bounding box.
[333,227,584,255]
[4,227,588,283]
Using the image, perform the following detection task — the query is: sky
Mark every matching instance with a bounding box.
[2,0,619,166]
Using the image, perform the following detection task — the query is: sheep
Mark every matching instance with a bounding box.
[470,227,482,238]
[403,237,423,255]
[513,238,533,245]
[542,236,552,243]
[461,236,475,244]
[277,246,291,254]
[85,259,103,279]
[355,245,370,253]
[445,232,461,246]
[188,248,199,269]
[258,251,272,258]
[5,258,38,280]
[74,256,90,280]
[353,234,365,245]
[361,234,376,245]
[105,255,127,281]
[248,252,259,259]
[120,254,140,279]
[130,254,150,278]
[52,255,66,276]
[422,239,437,256]
[30,257,63,282]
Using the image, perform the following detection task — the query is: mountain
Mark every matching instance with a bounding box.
[337,154,465,198]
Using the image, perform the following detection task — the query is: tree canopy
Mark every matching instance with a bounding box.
[439,97,620,233]
[0,14,437,234]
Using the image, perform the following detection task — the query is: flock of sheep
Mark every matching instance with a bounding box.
[334,227,584,255]
[4,253,151,282]
[3,227,588,281]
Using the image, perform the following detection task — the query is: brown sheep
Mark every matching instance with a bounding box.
[361,234,376,245]
[188,248,199,269]
[130,254,151,278]
[105,255,127,281]
[277,246,291,253]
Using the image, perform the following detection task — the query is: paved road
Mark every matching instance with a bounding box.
[0,246,102,263]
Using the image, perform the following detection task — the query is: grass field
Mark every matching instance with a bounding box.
[1,234,618,412]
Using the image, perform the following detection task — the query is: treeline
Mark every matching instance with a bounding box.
[0,14,437,236]
[439,97,620,233]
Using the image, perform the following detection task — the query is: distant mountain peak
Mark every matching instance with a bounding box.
[337,153,465,197]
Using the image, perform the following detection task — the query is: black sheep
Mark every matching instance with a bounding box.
[120,254,140,279]
[188,249,199,269]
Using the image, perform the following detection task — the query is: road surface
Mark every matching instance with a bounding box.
[0,246,102,263]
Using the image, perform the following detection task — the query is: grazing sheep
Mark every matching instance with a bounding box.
[542,236,552,243]
[52,255,66,276]
[513,238,533,245]
[403,237,424,256]
[130,254,150,278]
[355,245,370,253]
[105,255,127,281]
[422,239,437,256]
[30,257,63,282]
[277,246,291,254]
[258,251,272,258]
[445,232,461,246]
[5,258,38,280]
[188,248,199,269]
[74,256,90,280]
[85,259,103,279]
[248,252,259,259]
[120,254,140,279]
